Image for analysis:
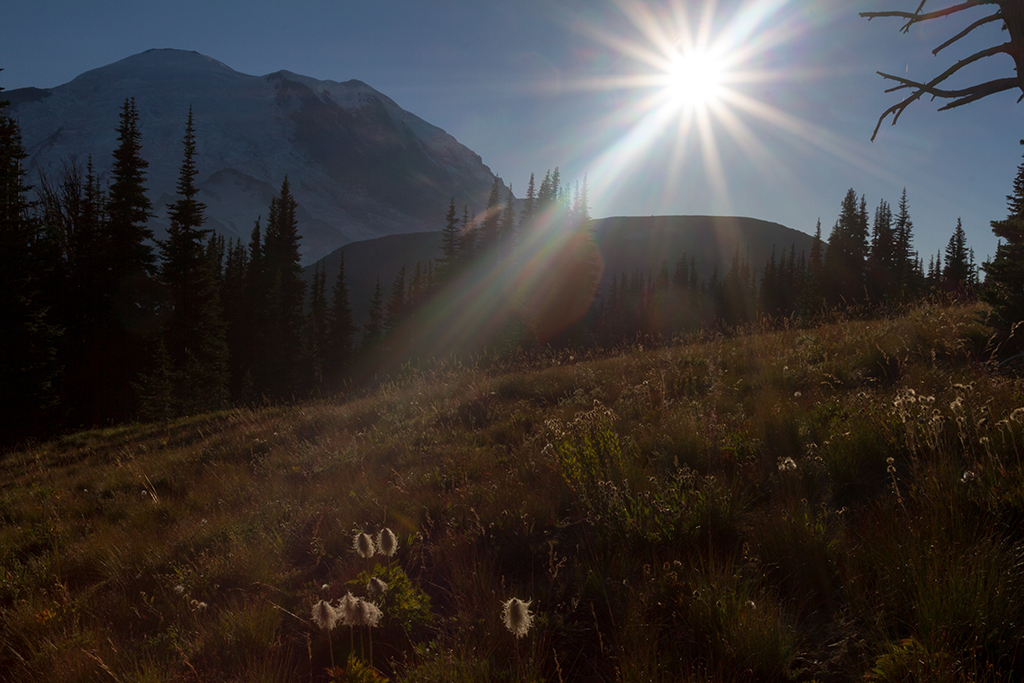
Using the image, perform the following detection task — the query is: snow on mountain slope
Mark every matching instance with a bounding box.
[6,49,504,263]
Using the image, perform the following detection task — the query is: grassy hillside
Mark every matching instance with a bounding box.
[3,302,1023,682]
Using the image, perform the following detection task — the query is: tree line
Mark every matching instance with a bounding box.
[0,85,1004,445]
[0,96,360,441]
[586,186,979,347]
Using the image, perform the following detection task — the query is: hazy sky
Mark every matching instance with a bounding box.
[2,0,1022,265]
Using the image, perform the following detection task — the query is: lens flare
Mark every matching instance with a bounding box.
[534,0,885,221]
[663,50,725,109]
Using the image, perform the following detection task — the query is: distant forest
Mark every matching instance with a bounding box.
[0,95,985,444]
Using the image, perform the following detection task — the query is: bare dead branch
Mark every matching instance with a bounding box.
[939,77,1020,108]
[861,1,992,33]
[934,12,1004,53]
[864,1,1023,140]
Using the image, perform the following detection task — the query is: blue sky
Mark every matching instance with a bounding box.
[2,0,1022,266]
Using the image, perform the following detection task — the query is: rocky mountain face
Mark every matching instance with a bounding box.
[5,49,504,263]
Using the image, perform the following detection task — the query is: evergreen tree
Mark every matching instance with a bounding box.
[519,172,537,230]
[103,96,158,420]
[222,236,250,400]
[982,146,1024,355]
[304,262,328,386]
[262,177,306,397]
[57,158,107,424]
[893,188,919,297]
[477,177,503,251]
[107,97,156,279]
[550,168,562,207]
[537,170,553,209]
[808,219,824,277]
[459,205,476,260]
[383,265,407,337]
[0,86,62,441]
[499,185,516,243]
[237,218,267,401]
[408,262,423,307]
[575,174,591,223]
[437,197,461,284]
[823,189,869,306]
[156,109,227,414]
[865,198,896,302]
[760,247,782,315]
[942,218,971,297]
[363,278,384,351]
[325,251,358,381]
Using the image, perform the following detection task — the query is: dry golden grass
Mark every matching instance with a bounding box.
[2,301,1023,682]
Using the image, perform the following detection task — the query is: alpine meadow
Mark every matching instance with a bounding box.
[4,1,1024,681]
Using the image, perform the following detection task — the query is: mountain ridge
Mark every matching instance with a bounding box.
[5,48,505,263]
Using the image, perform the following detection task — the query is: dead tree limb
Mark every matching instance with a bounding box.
[860,1,1024,140]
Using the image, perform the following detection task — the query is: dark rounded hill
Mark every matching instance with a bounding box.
[308,214,816,326]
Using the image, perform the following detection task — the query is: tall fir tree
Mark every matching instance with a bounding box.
[0,85,62,442]
[893,188,920,297]
[942,218,972,297]
[866,198,897,302]
[499,185,516,243]
[236,218,267,401]
[221,236,250,400]
[59,158,107,423]
[304,262,328,387]
[477,177,503,252]
[103,96,158,421]
[262,177,306,397]
[363,278,384,351]
[519,172,537,231]
[823,189,869,306]
[982,147,1024,356]
[383,265,407,337]
[155,108,228,415]
[325,251,358,381]
[437,197,461,284]
[537,170,553,209]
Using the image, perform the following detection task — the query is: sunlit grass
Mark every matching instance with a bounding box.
[3,301,1024,681]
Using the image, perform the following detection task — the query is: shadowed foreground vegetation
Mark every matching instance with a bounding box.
[3,302,1024,682]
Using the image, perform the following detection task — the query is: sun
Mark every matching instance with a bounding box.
[663,49,726,110]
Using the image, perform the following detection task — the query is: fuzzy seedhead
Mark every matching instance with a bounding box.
[377,527,398,557]
[344,596,382,628]
[311,599,338,631]
[336,592,359,626]
[502,597,534,638]
[354,532,375,558]
[367,577,388,597]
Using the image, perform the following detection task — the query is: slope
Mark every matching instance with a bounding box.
[5,48,504,263]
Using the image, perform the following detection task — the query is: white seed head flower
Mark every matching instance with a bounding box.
[190,599,208,612]
[354,532,376,558]
[173,584,185,596]
[778,457,797,472]
[502,597,534,638]
[377,527,398,557]
[961,469,977,483]
[367,577,388,596]
[311,599,338,631]
[351,598,383,628]
[336,592,359,626]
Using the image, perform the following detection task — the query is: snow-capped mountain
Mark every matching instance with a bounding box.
[5,49,505,263]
